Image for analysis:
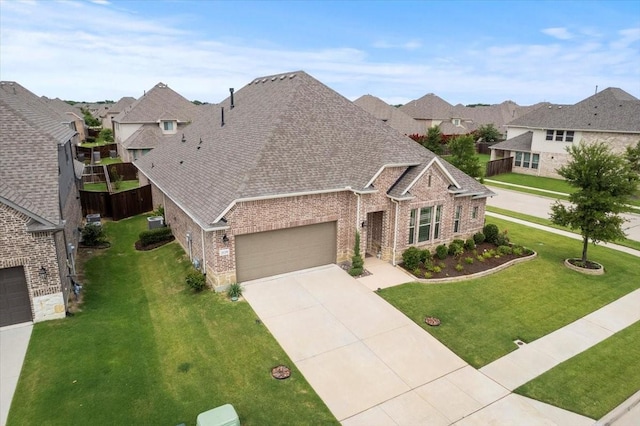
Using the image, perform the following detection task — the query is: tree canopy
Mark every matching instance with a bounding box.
[550,141,638,264]
[625,140,640,174]
[475,124,502,143]
[447,134,483,180]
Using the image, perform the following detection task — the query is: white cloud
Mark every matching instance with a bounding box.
[0,1,638,105]
[542,27,574,40]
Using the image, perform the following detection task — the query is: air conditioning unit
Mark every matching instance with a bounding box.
[147,216,164,229]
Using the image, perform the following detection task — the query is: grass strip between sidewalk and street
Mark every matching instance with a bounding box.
[515,322,640,420]
[8,215,337,426]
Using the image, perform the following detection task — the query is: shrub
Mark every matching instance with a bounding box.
[419,249,431,264]
[455,263,464,272]
[464,257,474,264]
[512,246,524,256]
[495,231,510,247]
[348,267,363,276]
[482,249,495,259]
[186,270,206,292]
[139,227,173,247]
[473,232,486,244]
[464,238,475,251]
[412,267,422,277]
[85,136,96,143]
[99,128,114,142]
[424,271,432,279]
[497,245,512,255]
[349,232,364,276]
[81,223,106,246]
[432,266,442,273]
[227,282,242,298]
[402,246,422,270]
[477,255,485,262]
[438,261,446,269]
[153,205,165,219]
[483,224,499,244]
[435,244,448,260]
[448,241,464,257]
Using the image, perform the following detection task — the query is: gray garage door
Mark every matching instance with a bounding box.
[0,266,32,327]
[235,222,337,282]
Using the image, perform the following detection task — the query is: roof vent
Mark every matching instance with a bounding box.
[280,75,286,80]
[289,74,296,79]
[229,88,234,109]
[179,160,184,164]
[221,106,225,127]
[262,78,267,83]
[271,76,277,81]
[181,133,186,143]
[199,137,202,144]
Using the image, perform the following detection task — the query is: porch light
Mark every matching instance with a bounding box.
[39,266,48,279]
[222,234,229,245]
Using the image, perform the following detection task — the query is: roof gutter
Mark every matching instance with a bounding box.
[365,162,421,189]
[0,196,61,231]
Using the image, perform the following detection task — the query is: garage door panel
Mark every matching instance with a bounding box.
[0,266,32,327]
[236,222,337,282]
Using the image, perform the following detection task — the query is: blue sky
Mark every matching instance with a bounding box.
[1,0,638,105]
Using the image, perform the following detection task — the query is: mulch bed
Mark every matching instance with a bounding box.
[567,259,602,270]
[271,365,291,380]
[134,236,175,251]
[339,261,372,278]
[401,242,534,279]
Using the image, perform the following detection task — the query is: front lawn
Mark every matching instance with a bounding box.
[378,217,640,369]
[8,216,337,425]
[515,322,640,420]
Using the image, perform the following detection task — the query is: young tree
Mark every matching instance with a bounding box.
[625,140,640,174]
[550,142,638,264]
[447,134,483,179]
[475,124,502,143]
[422,126,444,155]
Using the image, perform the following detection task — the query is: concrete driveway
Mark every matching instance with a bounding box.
[0,322,32,426]
[242,265,593,425]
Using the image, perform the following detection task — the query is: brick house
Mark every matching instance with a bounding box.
[490,88,640,178]
[134,72,494,289]
[0,82,84,326]
[112,83,197,162]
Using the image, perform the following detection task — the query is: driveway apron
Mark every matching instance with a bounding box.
[243,265,594,425]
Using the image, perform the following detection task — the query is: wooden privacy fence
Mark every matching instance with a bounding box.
[485,157,513,177]
[81,163,138,185]
[476,142,492,155]
[80,185,152,221]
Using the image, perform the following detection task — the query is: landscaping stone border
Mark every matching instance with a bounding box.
[564,258,604,275]
[413,250,537,284]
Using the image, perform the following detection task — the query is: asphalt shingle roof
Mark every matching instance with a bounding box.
[354,95,423,135]
[0,81,76,223]
[135,71,492,229]
[490,131,534,151]
[113,83,196,123]
[507,88,640,132]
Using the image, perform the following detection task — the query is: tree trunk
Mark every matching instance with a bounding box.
[581,234,589,264]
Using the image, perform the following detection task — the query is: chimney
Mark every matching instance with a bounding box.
[229,88,235,109]
[221,106,225,127]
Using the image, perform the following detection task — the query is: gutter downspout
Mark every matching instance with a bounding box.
[391,199,399,266]
[201,228,207,275]
[355,193,361,230]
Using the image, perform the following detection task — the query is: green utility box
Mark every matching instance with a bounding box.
[196,404,240,426]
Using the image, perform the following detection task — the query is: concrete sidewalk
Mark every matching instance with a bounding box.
[481,288,640,390]
[0,322,33,426]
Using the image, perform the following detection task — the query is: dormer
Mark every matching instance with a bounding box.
[160,119,177,135]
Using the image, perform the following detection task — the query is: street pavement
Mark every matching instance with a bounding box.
[486,186,640,242]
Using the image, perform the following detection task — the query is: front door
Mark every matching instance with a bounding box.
[366,211,384,257]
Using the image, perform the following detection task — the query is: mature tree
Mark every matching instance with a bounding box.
[550,142,638,264]
[476,124,502,143]
[625,140,640,174]
[447,134,483,179]
[81,107,100,127]
[421,125,444,154]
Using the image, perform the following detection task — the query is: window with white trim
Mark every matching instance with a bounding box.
[408,205,444,244]
[163,121,174,131]
[545,130,574,142]
[514,151,540,169]
[454,205,462,233]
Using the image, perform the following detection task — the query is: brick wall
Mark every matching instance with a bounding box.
[0,203,65,322]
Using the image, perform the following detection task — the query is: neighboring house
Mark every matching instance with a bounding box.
[97,96,136,130]
[490,88,640,178]
[135,71,493,289]
[354,94,423,136]
[399,93,543,137]
[112,83,197,162]
[42,96,88,142]
[0,81,84,326]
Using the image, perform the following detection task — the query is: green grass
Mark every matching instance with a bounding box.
[486,181,571,201]
[378,217,640,369]
[477,153,491,167]
[83,180,139,192]
[516,322,640,420]
[99,157,123,165]
[8,216,337,426]
[486,206,640,252]
[486,173,575,194]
